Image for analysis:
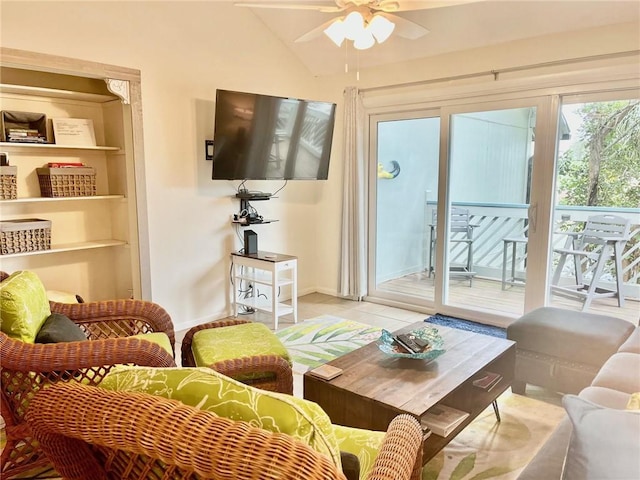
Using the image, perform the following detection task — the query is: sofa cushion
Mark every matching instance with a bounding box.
[0,270,51,343]
[516,417,572,480]
[562,395,640,480]
[591,352,640,394]
[579,386,633,410]
[507,307,634,367]
[100,366,341,468]
[35,313,87,343]
[618,327,640,354]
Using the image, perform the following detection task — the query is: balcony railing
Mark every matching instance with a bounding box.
[425,202,640,299]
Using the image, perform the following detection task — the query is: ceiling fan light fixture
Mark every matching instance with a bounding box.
[323,18,346,47]
[368,14,395,44]
[353,30,375,50]
[343,10,365,40]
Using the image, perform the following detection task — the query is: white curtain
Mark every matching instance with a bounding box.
[339,86,368,300]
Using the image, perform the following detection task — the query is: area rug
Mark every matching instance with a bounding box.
[422,391,564,480]
[276,314,382,370]
[426,314,507,338]
[278,315,563,480]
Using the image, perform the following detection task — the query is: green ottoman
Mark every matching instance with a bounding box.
[182,319,293,394]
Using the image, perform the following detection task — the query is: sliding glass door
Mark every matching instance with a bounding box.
[442,105,538,317]
[368,83,639,325]
[369,111,440,305]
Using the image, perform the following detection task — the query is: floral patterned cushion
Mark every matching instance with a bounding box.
[100,365,341,468]
[333,424,386,479]
[191,322,291,380]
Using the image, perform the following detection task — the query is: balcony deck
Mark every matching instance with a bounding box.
[379,272,639,326]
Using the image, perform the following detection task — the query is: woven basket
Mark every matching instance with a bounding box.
[36,167,96,197]
[0,218,51,255]
[0,166,17,200]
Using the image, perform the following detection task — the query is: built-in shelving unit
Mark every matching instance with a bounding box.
[0,142,120,151]
[0,47,150,301]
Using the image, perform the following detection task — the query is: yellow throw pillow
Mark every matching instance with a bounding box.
[626,392,640,410]
[0,270,51,343]
[100,365,342,468]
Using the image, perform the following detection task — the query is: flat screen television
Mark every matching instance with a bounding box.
[211,89,336,180]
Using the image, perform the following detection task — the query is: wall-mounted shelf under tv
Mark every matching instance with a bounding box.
[235,191,273,201]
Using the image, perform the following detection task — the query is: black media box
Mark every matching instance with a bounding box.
[244,230,257,255]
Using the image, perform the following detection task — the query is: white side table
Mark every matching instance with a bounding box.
[231,251,298,329]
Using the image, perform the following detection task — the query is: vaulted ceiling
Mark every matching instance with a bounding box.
[236,0,640,76]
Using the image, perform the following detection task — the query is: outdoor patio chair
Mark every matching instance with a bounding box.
[550,214,632,310]
[428,206,477,286]
[25,382,424,480]
[0,270,177,479]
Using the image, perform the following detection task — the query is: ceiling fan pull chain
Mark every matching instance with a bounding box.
[344,40,349,73]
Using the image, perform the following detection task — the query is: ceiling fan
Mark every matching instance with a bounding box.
[234,1,484,50]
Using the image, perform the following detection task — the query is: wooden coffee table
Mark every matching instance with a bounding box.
[303,321,515,464]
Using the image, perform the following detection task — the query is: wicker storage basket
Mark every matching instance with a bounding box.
[0,165,17,200]
[36,167,96,197]
[0,218,51,255]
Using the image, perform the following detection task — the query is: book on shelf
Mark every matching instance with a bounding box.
[308,364,343,381]
[421,404,470,437]
[472,371,503,391]
[47,162,86,168]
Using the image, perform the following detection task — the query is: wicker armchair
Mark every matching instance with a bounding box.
[181,317,293,394]
[0,271,177,479]
[26,382,423,480]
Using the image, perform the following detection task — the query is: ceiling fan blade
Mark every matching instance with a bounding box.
[382,12,428,39]
[233,1,344,12]
[379,0,486,12]
[294,18,339,43]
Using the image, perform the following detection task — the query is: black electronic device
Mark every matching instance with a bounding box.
[244,230,258,254]
[211,89,336,180]
[393,334,429,354]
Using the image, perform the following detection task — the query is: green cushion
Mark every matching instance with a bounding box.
[46,290,80,303]
[333,424,386,480]
[100,366,341,468]
[0,270,51,343]
[129,332,174,356]
[35,313,87,343]
[192,322,291,380]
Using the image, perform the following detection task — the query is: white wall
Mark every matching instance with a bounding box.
[2,2,637,329]
[0,1,345,330]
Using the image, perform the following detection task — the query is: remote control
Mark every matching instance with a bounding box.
[394,334,426,354]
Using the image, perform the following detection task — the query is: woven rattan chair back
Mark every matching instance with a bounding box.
[26,383,423,480]
[0,271,177,478]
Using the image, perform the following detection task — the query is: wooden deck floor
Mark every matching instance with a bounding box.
[378,272,639,325]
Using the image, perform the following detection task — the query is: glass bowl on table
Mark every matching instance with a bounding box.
[378,326,446,361]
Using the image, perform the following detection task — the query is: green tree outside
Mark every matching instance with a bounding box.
[557,100,640,208]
